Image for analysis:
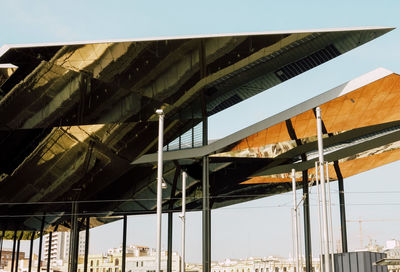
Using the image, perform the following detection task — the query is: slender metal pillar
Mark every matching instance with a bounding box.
[28,232,35,272]
[316,107,331,272]
[46,232,52,272]
[84,217,90,272]
[202,156,210,272]
[302,169,312,272]
[69,202,79,272]
[156,109,164,272]
[122,215,127,272]
[11,232,17,272]
[326,163,335,272]
[38,216,46,272]
[315,162,323,271]
[16,232,22,272]
[73,220,81,272]
[291,169,300,272]
[334,162,348,253]
[200,39,210,272]
[167,212,173,272]
[181,171,187,272]
[167,167,180,272]
[0,231,3,269]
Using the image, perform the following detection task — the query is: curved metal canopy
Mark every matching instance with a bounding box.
[0,27,393,236]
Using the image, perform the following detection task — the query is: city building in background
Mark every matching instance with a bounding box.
[43,231,86,267]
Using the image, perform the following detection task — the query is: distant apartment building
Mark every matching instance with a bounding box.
[44,231,86,266]
[77,245,180,272]
[0,249,26,270]
[0,252,42,272]
[211,257,321,272]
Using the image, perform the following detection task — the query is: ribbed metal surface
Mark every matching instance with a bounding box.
[275,44,341,81]
[165,122,203,151]
[334,252,387,272]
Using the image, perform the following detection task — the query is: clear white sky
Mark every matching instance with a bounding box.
[1,0,400,264]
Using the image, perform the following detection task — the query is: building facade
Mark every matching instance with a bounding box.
[76,245,180,272]
[211,257,321,272]
[43,231,86,266]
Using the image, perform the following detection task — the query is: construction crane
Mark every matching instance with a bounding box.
[347,218,400,249]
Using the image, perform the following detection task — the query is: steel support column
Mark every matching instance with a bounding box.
[167,166,180,272]
[200,38,211,272]
[15,232,22,272]
[122,215,127,272]
[38,216,46,272]
[334,162,348,253]
[11,232,17,272]
[155,109,164,272]
[84,217,90,272]
[167,212,173,272]
[69,201,79,272]
[202,156,211,272]
[0,231,3,269]
[73,220,81,272]
[46,232,52,272]
[303,170,312,272]
[28,232,34,272]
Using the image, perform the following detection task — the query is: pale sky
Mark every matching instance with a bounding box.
[1,0,400,264]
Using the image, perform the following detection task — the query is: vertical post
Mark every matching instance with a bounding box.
[69,202,79,272]
[11,231,17,272]
[167,167,180,272]
[0,231,3,269]
[303,170,312,272]
[200,39,210,272]
[335,162,348,253]
[28,232,35,272]
[292,169,299,272]
[84,217,90,272]
[46,232,52,272]
[156,109,165,272]
[73,221,81,272]
[15,232,22,272]
[202,156,210,272]
[181,171,187,272]
[167,213,173,272]
[38,216,46,272]
[316,107,330,272]
[325,163,335,272]
[315,162,323,272]
[122,215,127,272]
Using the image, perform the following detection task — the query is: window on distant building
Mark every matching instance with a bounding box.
[115,268,118,272]
[91,261,94,267]
[115,259,119,266]
[141,262,143,267]
[97,260,100,266]
[283,268,287,272]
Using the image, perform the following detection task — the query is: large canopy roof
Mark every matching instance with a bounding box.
[136,67,400,212]
[0,27,393,237]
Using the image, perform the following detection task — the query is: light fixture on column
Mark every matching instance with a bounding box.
[161,178,167,189]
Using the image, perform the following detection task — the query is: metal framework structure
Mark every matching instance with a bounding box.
[0,27,395,272]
